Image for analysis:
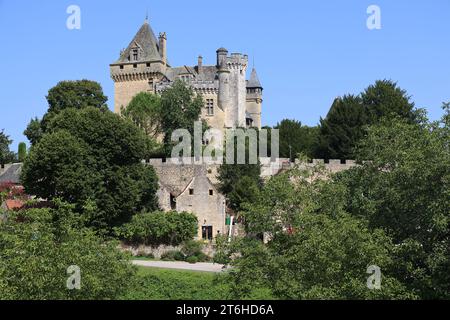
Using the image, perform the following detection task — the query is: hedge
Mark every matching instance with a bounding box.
[115,211,198,246]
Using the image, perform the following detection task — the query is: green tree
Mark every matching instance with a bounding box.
[0,202,136,300]
[25,80,108,145]
[24,117,44,145]
[361,79,418,124]
[337,107,450,299]
[217,130,262,212]
[0,130,14,167]
[122,92,162,139]
[46,80,108,114]
[21,107,159,231]
[159,80,206,155]
[122,92,164,159]
[275,119,318,160]
[315,95,368,159]
[218,165,415,299]
[18,142,27,162]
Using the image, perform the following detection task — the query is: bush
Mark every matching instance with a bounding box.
[186,256,198,264]
[161,250,184,261]
[195,252,210,263]
[115,211,198,246]
[181,240,203,257]
[0,203,136,300]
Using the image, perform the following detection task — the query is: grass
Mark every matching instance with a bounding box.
[121,266,274,300]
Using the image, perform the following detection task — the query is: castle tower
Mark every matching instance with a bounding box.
[217,48,231,127]
[246,68,263,129]
[228,53,248,128]
[158,32,167,65]
[110,18,168,114]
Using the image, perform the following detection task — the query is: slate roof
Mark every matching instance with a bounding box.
[115,20,162,63]
[0,163,22,184]
[165,65,219,82]
[247,68,262,88]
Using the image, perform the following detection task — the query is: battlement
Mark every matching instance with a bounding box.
[110,61,166,82]
[144,158,357,179]
[227,53,248,68]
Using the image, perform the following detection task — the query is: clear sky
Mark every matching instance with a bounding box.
[1,0,449,151]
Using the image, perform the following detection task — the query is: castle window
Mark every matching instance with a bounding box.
[133,64,137,68]
[120,65,124,70]
[209,190,214,196]
[189,189,194,195]
[206,99,214,116]
[146,63,150,67]
[132,49,139,61]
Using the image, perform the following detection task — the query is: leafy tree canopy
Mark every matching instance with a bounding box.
[0,130,14,166]
[336,105,450,298]
[316,95,368,159]
[0,201,136,300]
[24,80,108,145]
[21,107,159,231]
[275,119,318,160]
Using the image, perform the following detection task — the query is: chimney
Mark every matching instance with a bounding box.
[198,55,203,74]
[159,32,167,65]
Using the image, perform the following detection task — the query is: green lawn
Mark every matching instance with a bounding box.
[121,266,274,300]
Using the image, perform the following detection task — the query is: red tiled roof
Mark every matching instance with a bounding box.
[5,199,25,211]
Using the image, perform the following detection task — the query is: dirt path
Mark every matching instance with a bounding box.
[132,260,228,273]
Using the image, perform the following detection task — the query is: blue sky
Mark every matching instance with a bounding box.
[1,0,449,151]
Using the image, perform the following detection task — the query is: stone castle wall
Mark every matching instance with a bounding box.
[147,158,357,183]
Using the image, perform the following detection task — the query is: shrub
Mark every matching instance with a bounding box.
[186,256,198,264]
[181,240,203,257]
[0,203,136,300]
[115,211,198,246]
[161,250,184,261]
[195,252,210,263]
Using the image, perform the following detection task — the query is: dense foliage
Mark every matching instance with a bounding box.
[114,211,198,246]
[17,142,27,162]
[218,155,261,212]
[21,107,159,231]
[0,202,136,300]
[336,106,450,299]
[315,80,419,159]
[217,105,449,300]
[0,129,14,166]
[275,119,318,160]
[315,95,368,159]
[159,80,207,156]
[122,92,162,139]
[24,80,108,145]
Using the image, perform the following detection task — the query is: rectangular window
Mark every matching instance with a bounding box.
[202,226,213,240]
[132,49,138,61]
[209,190,214,196]
[206,99,214,116]
[189,189,194,195]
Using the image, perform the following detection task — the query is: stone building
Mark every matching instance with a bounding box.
[151,160,226,240]
[110,18,263,130]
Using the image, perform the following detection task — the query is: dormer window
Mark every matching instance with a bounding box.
[132,49,139,61]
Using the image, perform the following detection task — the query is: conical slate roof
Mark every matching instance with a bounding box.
[115,20,161,63]
[247,68,262,88]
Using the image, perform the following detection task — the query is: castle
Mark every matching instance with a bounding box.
[108,19,355,241]
[110,18,263,131]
